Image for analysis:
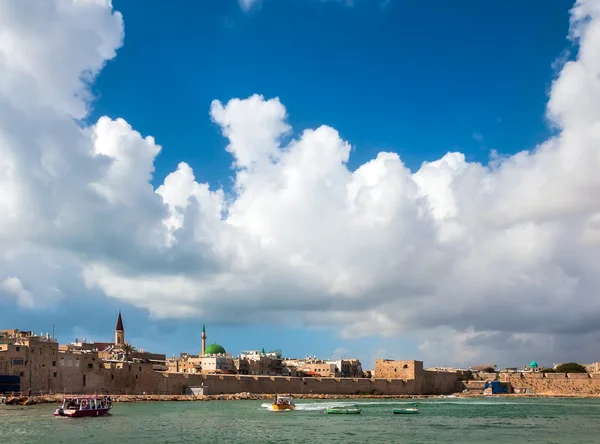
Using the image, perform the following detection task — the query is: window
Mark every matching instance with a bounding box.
[11,358,24,366]
[53,372,57,377]
[129,365,131,371]
[403,364,408,369]
[20,371,24,377]
[83,374,86,387]
[111,374,114,380]
[15,346,20,352]
[88,363,93,369]
[135,375,138,380]
[139,366,142,372]
[52,361,56,366]
[39,349,42,355]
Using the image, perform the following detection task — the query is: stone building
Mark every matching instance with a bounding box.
[375,359,460,394]
[0,312,167,393]
[327,359,363,377]
[302,362,337,377]
[237,348,285,375]
[375,359,422,379]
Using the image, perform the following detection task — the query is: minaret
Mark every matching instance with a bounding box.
[201,324,206,355]
[115,311,125,346]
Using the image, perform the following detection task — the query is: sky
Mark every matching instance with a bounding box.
[1,0,599,369]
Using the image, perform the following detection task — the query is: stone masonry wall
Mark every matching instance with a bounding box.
[374,360,423,379]
[496,372,600,395]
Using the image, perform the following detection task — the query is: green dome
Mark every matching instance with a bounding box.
[530,361,538,368]
[204,343,226,355]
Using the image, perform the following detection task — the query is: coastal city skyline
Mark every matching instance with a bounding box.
[1,311,582,372]
[2,0,600,372]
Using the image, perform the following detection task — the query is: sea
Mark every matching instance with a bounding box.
[2,396,600,443]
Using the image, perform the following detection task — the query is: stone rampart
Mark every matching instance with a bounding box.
[146,374,424,396]
[567,373,590,379]
[544,373,566,379]
[16,367,461,396]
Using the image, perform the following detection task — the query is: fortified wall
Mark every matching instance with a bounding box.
[498,372,600,395]
[1,356,461,396]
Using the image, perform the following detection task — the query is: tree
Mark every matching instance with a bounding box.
[120,343,136,362]
[555,362,587,373]
[541,368,556,373]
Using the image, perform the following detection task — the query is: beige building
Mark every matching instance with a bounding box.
[302,362,337,377]
[327,359,363,377]
[375,359,423,379]
[236,349,284,375]
[0,312,168,393]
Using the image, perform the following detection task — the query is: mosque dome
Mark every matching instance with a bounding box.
[530,361,538,368]
[204,343,226,355]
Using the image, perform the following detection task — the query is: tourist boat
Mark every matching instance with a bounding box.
[325,406,362,414]
[54,396,112,418]
[393,407,419,414]
[271,395,295,411]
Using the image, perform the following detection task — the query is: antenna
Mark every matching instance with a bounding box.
[52,324,55,340]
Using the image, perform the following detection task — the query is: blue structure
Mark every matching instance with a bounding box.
[484,380,510,394]
[0,374,20,394]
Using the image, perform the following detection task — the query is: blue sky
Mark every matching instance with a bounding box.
[3,0,593,369]
[90,0,573,188]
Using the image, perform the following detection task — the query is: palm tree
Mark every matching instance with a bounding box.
[121,342,136,362]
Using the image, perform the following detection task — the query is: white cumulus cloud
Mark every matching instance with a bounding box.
[2,0,600,367]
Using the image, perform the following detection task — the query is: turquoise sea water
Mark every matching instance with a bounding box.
[2,397,600,443]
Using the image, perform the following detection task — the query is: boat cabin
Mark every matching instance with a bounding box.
[272,395,295,406]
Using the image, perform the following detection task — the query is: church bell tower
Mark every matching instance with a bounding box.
[115,311,125,346]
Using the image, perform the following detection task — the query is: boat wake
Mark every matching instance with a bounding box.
[260,400,419,411]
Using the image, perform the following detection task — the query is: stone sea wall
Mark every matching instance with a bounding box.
[8,368,458,396]
[497,372,600,395]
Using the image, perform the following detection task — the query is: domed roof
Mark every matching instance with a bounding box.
[530,361,538,368]
[204,343,226,355]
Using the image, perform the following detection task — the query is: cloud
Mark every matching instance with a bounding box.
[331,347,349,359]
[1,277,35,308]
[238,0,259,11]
[472,132,483,142]
[2,0,600,367]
